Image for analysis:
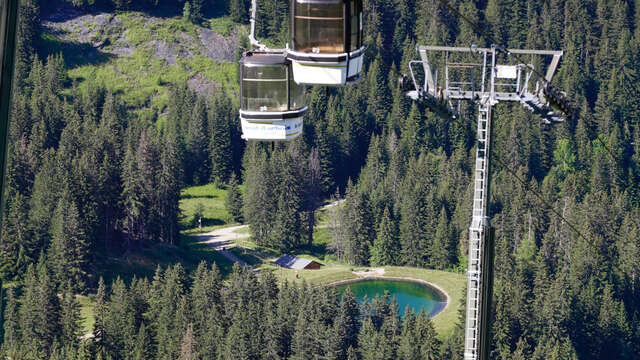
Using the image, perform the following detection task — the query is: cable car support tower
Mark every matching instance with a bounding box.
[403,45,568,360]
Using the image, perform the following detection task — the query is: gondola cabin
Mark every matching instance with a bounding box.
[287,0,364,86]
[239,52,308,141]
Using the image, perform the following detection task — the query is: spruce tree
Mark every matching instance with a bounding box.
[131,322,153,360]
[59,282,81,346]
[20,262,60,356]
[243,145,276,246]
[229,0,248,23]
[225,173,243,223]
[185,97,210,185]
[48,187,89,292]
[0,191,30,279]
[3,287,19,354]
[370,207,400,266]
[179,323,198,360]
[209,90,233,186]
[93,277,108,354]
[430,207,453,270]
[367,54,392,129]
[343,183,375,265]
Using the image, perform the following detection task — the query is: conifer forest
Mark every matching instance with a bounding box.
[1,0,640,359]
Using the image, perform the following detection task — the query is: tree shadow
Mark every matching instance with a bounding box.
[40,32,114,69]
[44,1,230,23]
[181,194,217,199]
[295,243,328,260]
[201,218,225,227]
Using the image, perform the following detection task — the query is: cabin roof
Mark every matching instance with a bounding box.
[274,255,317,269]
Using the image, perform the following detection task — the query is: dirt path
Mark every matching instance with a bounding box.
[190,199,344,267]
[192,225,250,249]
[190,225,251,266]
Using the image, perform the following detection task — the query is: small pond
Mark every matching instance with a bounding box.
[334,279,447,318]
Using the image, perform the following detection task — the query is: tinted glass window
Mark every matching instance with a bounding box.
[289,76,305,110]
[242,64,288,111]
[294,0,344,53]
[349,0,362,51]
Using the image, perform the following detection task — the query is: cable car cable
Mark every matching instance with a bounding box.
[431,0,626,180]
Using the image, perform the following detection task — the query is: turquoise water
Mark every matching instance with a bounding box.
[335,279,447,318]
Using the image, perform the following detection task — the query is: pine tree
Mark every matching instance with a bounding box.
[430,207,453,270]
[185,97,210,184]
[243,144,276,246]
[229,0,248,23]
[20,262,60,356]
[180,323,198,360]
[3,287,19,354]
[225,173,243,223]
[105,277,137,359]
[303,147,322,246]
[0,191,31,279]
[131,322,153,360]
[402,103,425,157]
[48,187,89,292]
[59,282,81,346]
[93,277,108,352]
[271,184,302,251]
[399,174,429,267]
[190,0,205,23]
[370,207,400,266]
[343,182,375,265]
[14,0,40,87]
[209,94,234,186]
[158,130,184,244]
[367,54,392,129]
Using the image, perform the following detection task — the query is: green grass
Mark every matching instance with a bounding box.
[264,263,357,285]
[233,226,250,234]
[180,183,242,234]
[228,247,263,266]
[383,267,466,338]
[78,295,95,335]
[44,12,243,116]
[270,264,464,338]
[208,16,240,36]
[97,238,234,286]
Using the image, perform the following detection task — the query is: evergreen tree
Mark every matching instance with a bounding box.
[225,173,243,223]
[179,323,198,360]
[48,187,89,292]
[131,322,153,360]
[370,207,400,266]
[185,97,210,185]
[19,262,60,356]
[367,54,392,130]
[229,0,248,23]
[209,94,234,186]
[59,282,81,346]
[0,191,31,279]
[343,181,375,265]
[430,207,454,270]
[271,150,303,251]
[190,0,205,23]
[2,287,19,354]
[243,144,276,246]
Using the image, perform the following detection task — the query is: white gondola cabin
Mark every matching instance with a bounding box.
[239,52,308,141]
[287,0,364,86]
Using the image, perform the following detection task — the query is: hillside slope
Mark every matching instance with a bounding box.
[41,4,244,115]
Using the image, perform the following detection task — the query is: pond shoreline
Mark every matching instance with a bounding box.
[325,275,451,317]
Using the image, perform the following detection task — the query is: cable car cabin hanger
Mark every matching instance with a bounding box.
[239,52,308,141]
[286,0,365,86]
